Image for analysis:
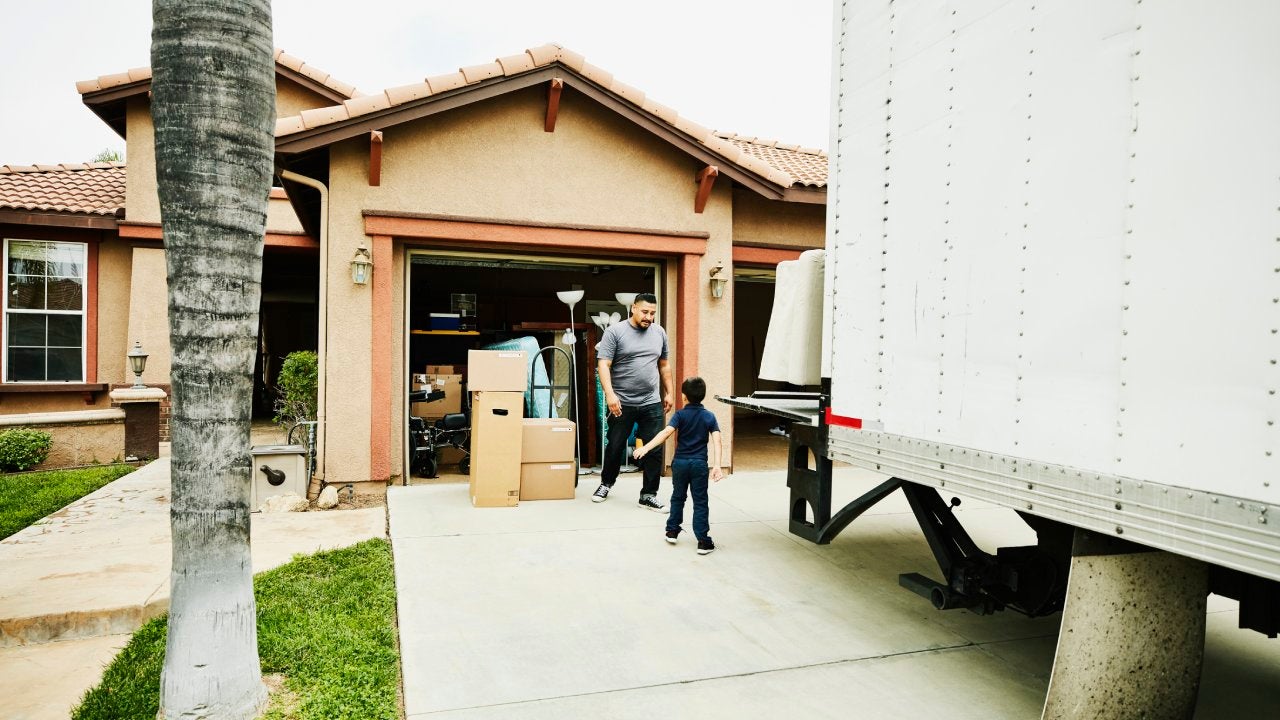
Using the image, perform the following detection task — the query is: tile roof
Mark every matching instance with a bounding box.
[75,49,361,100]
[713,132,828,189]
[274,43,827,190]
[0,163,126,216]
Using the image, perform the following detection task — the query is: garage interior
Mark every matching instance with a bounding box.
[406,249,660,479]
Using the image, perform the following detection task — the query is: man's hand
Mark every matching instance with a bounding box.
[710,466,724,482]
[662,393,673,414]
[606,393,621,417]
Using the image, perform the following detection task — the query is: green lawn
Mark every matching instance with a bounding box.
[73,538,400,720]
[0,464,135,540]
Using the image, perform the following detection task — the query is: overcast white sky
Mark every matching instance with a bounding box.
[0,0,834,166]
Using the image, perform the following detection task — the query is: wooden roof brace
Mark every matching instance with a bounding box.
[369,131,383,186]
[545,78,563,132]
[695,165,718,214]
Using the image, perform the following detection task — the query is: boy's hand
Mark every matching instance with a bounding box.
[710,466,724,482]
[633,445,648,459]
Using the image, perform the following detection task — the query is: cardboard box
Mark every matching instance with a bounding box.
[426,365,457,375]
[410,374,462,417]
[468,349,527,392]
[520,462,576,500]
[521,418,576,463]
[469,390,523,507]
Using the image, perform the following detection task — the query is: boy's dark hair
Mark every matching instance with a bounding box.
[634,292,658,305]
[681,376,707,404]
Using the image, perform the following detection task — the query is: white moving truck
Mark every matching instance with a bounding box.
[727,1,1279,716]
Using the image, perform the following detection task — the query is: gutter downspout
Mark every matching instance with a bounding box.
[279,169,328,481]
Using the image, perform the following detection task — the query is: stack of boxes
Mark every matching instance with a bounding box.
[520,418,576,500]
[411,366,465,466]
[466,349,578,507]
[467,349,528,507]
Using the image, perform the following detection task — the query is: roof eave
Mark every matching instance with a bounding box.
[274,63,795,203]
[0,209,120,230]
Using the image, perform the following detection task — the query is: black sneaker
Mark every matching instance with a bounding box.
[638,494,665,512]
[665,529,680,545]
[591,484,611,503]
[697,538,716,555]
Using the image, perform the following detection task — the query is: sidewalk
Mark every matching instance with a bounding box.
[0,458,386,720]
[388,467,1280,718]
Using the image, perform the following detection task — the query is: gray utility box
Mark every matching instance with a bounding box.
[249,444,309,511]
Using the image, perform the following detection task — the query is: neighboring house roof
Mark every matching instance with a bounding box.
[0,163,125,217]
[715,132,827,189]
[273,43,827,199]
[77,49,361,137]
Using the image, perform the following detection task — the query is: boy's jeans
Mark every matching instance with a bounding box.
[668,458,710,540]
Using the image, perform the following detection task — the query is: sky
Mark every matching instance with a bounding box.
[0,0,834,167]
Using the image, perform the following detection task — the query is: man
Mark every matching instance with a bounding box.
[593,292,674,510]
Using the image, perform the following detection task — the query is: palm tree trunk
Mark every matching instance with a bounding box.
[151,1,274,717]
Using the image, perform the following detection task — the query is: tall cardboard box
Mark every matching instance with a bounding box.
[520,462,576,500]
[521,418,576,463]
[469,390,523,507]
[468,349,527,392]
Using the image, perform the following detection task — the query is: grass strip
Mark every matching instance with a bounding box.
[73,538,400,720]
[0,464,135,540]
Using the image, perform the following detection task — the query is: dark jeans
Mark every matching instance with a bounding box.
[667,458,710,540]
[601,402,664,498]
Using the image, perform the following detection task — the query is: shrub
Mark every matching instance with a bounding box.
[274,351,318,432]
[0,428,53,472]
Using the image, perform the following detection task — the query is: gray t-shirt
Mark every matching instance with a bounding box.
[596,320,668,406]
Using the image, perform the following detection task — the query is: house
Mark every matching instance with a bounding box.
[0,44,826,491]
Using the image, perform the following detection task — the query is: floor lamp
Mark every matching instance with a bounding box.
[555,290,591,475]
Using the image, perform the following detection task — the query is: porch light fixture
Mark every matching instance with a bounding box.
[709,263,728,299]
[350,243,373,285]
[127,341,148,389]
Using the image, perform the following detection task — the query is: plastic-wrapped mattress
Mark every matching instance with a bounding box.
[758,249,824,386]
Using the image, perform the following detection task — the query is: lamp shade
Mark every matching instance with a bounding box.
[615,292,637,308]
[556,290,584,306]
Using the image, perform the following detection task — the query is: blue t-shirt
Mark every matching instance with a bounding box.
[668,403,720,461]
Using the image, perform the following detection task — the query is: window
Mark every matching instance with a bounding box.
[3,239,86,382]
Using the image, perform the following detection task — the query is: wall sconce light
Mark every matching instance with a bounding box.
[350,243,373,285]
[709,263,728,299]
[127,340,148,389]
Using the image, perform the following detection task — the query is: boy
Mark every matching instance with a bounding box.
[633,377,724,554]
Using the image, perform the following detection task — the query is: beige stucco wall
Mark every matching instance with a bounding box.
[36,420,127,468]
[125,247,172,385]
[320,86,738,486]
[124,98,160,225]
[732,189,825,249]
[97,241,136,385]
[275,78,333,119]
[266,196,305,234]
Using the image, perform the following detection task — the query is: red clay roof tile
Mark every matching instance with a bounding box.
[459,62,503,84]
[384,81,433,106]
[0,163,125,216]
[425,72,467,94]
[79,49,359,100]
[497,53,536,76]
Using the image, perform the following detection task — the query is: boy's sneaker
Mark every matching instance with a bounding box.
[591,484,610,503]
[697,538,716,555]
[638,494,665,512]
[665,529,680,545]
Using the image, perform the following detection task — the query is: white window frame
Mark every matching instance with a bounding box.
[2,238,88,383]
